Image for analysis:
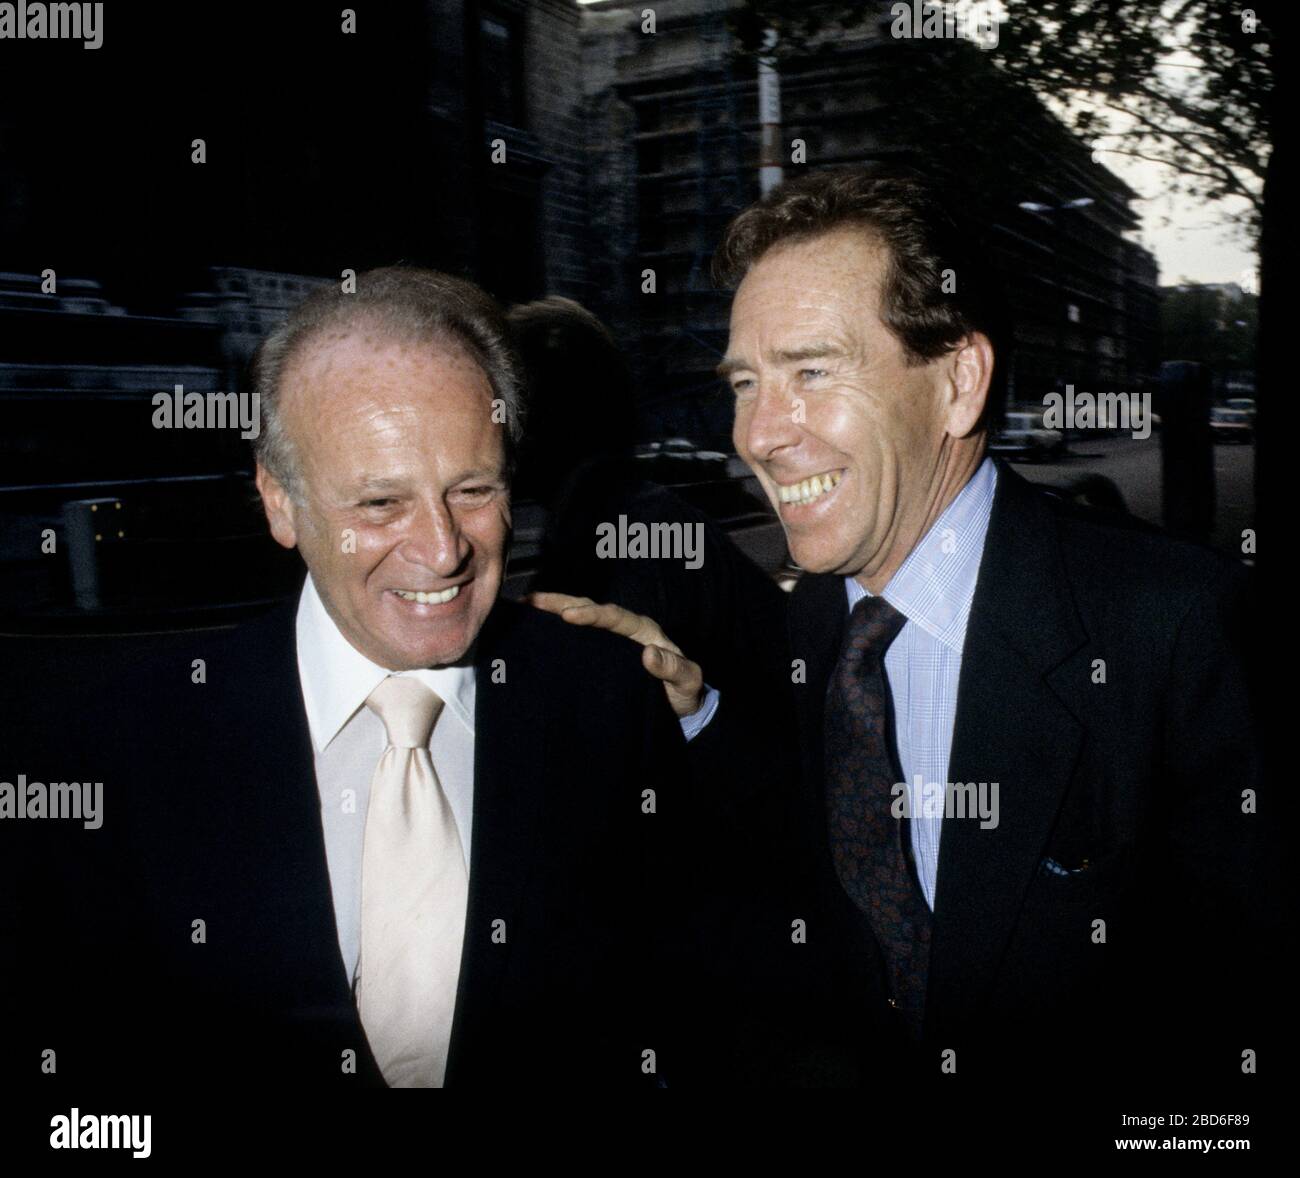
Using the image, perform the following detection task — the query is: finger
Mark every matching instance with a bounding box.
[540,596,672,649]
[579,602,665,644]
[529,592,682,654]
[533,599,614,630]
[642,643,702,690]
[643,644,705,717]
[528,591,596,614]
[528,593,615,631]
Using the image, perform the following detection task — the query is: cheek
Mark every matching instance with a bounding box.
[464,507,510,561]
[353,524,397,555]
[809,394,874,458]
[326,520,399,584]
[292,510,333,565]
[895,374,944,436]
[732,403,754,452]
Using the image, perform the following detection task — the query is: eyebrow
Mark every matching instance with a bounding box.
[448,466,507,485]
[716,342,844,380]
[352,477,407,496]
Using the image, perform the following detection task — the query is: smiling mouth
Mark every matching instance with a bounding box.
[391,585,462,605]
[775,469,844,506]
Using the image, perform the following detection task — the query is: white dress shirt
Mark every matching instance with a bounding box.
[296,574,717,987]
[295,575,477,987]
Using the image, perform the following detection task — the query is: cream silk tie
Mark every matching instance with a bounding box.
[357,675,468,1088]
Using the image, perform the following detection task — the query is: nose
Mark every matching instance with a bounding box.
[401,497,469,579]
[737,376,802,466]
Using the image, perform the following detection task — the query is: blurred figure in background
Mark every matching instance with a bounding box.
[510,295,788,705]
[510,296,810,1082]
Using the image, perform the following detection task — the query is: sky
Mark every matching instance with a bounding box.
[1098,162,1255,288]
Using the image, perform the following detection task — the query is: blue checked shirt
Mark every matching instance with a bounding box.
[845,457,997,910]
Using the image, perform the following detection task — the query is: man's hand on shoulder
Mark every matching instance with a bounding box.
[528,592,704,718]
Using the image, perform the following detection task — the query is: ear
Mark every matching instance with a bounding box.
[255,463,299,550]
[942,333,994,439]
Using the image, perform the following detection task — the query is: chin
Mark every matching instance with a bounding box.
[413,635,475,669]
[788,542,840,576]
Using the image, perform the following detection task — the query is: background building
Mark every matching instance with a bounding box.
[0,0,590,625]
[579,0,1162,443]
[0,0,1206,628]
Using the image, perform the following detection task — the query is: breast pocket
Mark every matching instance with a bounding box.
[1026,842,1132,914]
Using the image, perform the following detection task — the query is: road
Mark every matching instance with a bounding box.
[1015,434,1255,556]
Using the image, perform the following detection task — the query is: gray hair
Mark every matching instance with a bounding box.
[250,266,526,499]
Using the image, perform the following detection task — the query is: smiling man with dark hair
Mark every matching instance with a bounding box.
[540,166,1274,1093]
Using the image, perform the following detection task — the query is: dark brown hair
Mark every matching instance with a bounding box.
[713,165,1007,370]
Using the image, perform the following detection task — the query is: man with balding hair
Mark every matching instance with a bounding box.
[12,267,701,1090]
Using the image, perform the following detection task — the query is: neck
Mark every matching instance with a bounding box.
[855,441,985,596]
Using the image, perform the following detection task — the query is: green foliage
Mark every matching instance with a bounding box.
[998,0,1270,238]
[1160,283,1258,371]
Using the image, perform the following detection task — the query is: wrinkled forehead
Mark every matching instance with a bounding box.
[280,329,502,472]
[280,332,498,450]
[728,228,893,347]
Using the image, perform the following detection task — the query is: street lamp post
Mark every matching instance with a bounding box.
[758,29,783,195]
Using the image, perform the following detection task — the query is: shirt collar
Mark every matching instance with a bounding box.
[295,574,477,753]
[845,456,997,652]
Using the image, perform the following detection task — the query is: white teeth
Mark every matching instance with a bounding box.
[777,470,842,505]
[394,585,461,605]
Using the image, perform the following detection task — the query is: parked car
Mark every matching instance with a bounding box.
[633,437,729,482]
[989,411,1066,462]
[1225,397,1256,424]
[1209,406,1253,443]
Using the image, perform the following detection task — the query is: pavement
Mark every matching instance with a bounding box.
[1015,433,1254,556]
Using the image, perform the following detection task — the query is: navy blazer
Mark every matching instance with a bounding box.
[778,462,1273,1088]
[8,594,694,1090]
[685,461,1275,1091]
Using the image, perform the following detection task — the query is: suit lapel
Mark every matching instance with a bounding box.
[190,603,385,1082]
[236,607,368,1024]
[788,572,849,767]
[927,465,1088,1031]
[444,601,548,1084]
[787,572,851,855]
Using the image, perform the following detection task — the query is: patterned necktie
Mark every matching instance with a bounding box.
[357,675,468,1087]
[824,594,932,1037]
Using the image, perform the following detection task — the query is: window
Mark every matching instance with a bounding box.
[479,11,524,127]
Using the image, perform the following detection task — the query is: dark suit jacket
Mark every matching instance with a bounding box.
[699,461,1275,1091]
[7,595,694,1091]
